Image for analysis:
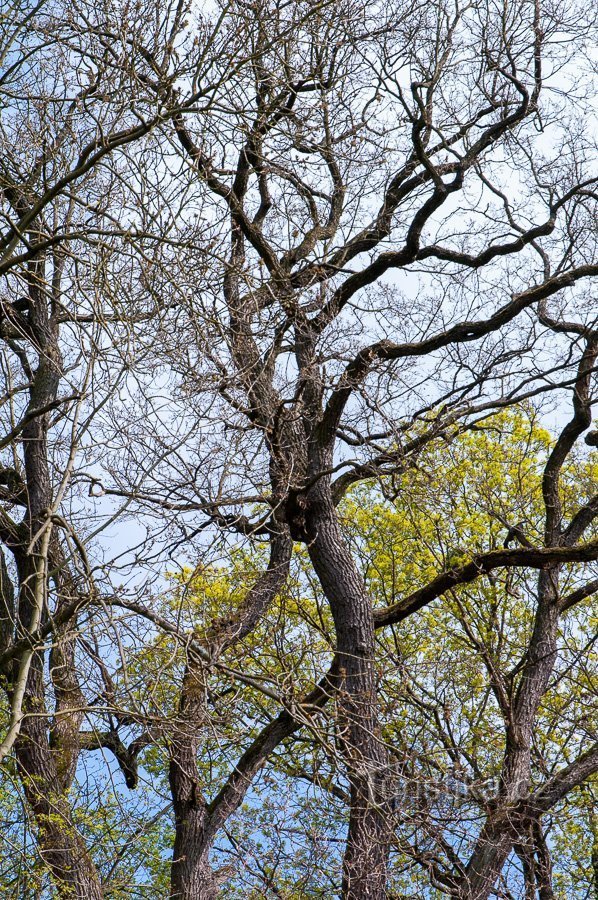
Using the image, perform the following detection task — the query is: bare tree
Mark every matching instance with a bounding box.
[0,0,597,898]
[0,1,232,895]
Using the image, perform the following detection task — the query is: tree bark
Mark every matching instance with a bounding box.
[169,660,219,900]
[462,567,561,899]
[14,671,104,898]
[3,258,104,898]
[308,485,390,899]
[11,554,103,900]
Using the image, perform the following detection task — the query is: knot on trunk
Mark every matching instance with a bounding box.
[282,489,313,542]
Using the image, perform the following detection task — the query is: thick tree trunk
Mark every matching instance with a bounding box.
[169,795,217,900]
[462,819,515,900]
[308,487,390,899]
[169,663,219,900]
[8,548,104,899]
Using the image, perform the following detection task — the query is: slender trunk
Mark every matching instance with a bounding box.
[590,805,598,900]
[5,261,104,898]
[463,570,561,899]
[14,666,104,899]
[49,574,87,790]
[308,487,390,899]
[8,548,104,899]
[533,821,555,900]
[168,527,291,898]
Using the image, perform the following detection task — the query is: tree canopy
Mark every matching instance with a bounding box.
[0,1,597,897]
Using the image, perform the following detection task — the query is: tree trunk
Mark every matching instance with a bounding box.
[169,796,217,900]
[169,664,218,900]
[14,652,104,899]
[308,486,390,899]
[462,819,515,900]
[462,569,561,899]
[6,263,104,899]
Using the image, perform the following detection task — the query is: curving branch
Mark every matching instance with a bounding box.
[374,538,598,629]
[320,265,598,446]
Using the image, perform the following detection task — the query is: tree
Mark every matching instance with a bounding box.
[0,0,219,894]
[0,0,597,898]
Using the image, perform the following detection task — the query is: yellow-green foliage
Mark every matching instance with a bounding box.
[80,408,597,897]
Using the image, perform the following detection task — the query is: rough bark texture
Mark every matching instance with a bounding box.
[14,656,103,900]
[308,485,390,899]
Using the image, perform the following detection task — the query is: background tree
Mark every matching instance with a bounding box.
[0,0,230,894]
